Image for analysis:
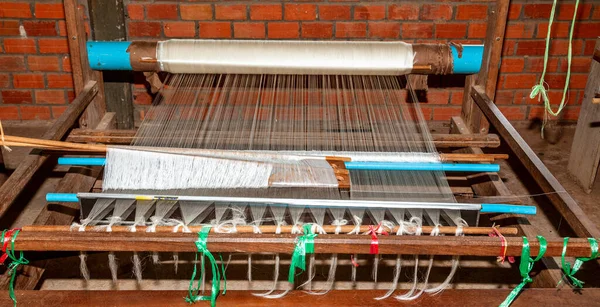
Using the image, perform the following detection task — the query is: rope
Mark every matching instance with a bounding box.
[558,237,598,288]
[1,229,29,307]
[529,0,580,136]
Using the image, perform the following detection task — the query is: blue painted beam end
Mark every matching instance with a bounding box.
[58,157,106,166]
[480,204,536,215]
[450,44,483,74]
[87,41,132,70]
[46,193,79,203]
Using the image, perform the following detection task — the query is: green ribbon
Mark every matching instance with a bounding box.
[185,226,226,307]
[559,237,598,288]
[1,229,29,307]
[499,236,547,307]
[288,224,316,284]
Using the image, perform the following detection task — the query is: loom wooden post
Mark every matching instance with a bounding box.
[461,0,509,134]
[64,0,106,129]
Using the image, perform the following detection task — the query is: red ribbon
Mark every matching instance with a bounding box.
[366,224,389,255]
[0,229,18,265]
[488,226,515,264]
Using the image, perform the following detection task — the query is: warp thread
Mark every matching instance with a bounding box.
[558,237,598,289]
[1,229,28,307]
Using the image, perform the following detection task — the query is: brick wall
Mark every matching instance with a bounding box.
[1,1,599,123]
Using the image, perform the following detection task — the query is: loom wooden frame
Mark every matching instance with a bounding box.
[0,0,598,304]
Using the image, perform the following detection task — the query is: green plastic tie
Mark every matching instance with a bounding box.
[288,224,316,284]
[1,229,29,307]
[499,236,547,307]
[559,237,598,288]
[529,0,580,136]
[185,226,226,307]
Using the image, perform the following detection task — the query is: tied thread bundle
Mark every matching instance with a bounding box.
[288,224,317,284]
[0,229,29,307]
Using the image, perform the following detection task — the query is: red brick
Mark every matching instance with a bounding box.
[449,91,464,105]
[215,5,246,20]
[23,21,57,36]
[525,57,559,73]
[421,4,452,21]
[432,107,461,121]
[536,22,571,39]
[67,90,75,102]
[368,22,400,40]
[574,22,600,39]
[4,38,36,54]
[0,74,8,88]
[0,106,19,120]
[0,56,26,72]
[0,20,20,36]
[1,90,32,104]
[35,90,65,104]
[199,22,231,39]
[62,56,71,72]
[38,38,69,53]
[389,4,419,20]
[456,5,487,20]
[127,4,144,20]
[164,22,196,38]
[146,4,177,20]
[128,21,161,38]
[133,91,153,105]
[508,3,522,20]
[584,40,597,56]
[468,23,487,39]
[502,74,538,89]
[593,6,600,19]
[523,4,552,19]
[180,4,212,21]
[20,106,51,120]
[51,106,67,118]
[568,74,587,89]
[499,106,526,120]
[435,23,466,39]
[557,4,592,20]
[500,58,525,73]
[284,4,316,21]
[13,74,44,89]
[549,40,584,56]
[335,22,366,38]
[58,20,66,36]
[301,22,333,39]
[402,23,433,39]
[496,90,516,105]
[28,55,60,72]
[516,40,545,56]
[560,57,592,73]
[502,41,516,56]
[47,74,73,89]
[250,4,282,21]
[233,23,265,39]
[319,5,350,21]
[0,2,32,18]
[268,22,299,39]
[354,5,385,20]
[35,3,64,19]
[425,90,450,105]
[505,23,534,39]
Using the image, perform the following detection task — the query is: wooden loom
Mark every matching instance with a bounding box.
[0,0,599,306]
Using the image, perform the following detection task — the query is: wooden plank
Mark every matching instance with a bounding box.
[568,39,600,193]
[88,0,134,129]
[461,0,509,134]
[471,85,600,239]
[0,81,98,220]
[66,129,502,149]
[450,116,561,287]
[9,231,598,257]
[6,289,600,307]
[64,0,105,129]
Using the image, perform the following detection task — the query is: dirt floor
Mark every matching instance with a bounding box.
[0,119,598,291]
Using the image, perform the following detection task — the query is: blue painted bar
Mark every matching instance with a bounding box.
[58,157,106,166]
[480,204,536,215]
[87,41,132,70]
[450,44,483,74]
[46,193,79,203]
[344,162,499,172]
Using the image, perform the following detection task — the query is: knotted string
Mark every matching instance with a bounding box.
[558,237,598,288]
[185,226,226,307]
[1,229,28,307]
[489,226,515,263]
[499,236,547,307]
[288,224,316,284]
[365,223,389,255]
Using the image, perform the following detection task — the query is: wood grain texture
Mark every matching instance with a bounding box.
[568,39,600,193]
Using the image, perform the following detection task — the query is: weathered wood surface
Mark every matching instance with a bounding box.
[568,40,600,193]
[471,85,600,239]
[66,129,502,148]
[64,0,105,129]
[0,82,98,220]
[5,289,600,307]
[10,231,598,257]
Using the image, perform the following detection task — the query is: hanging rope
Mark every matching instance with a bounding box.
[185,226,226,307]
[288,224,317,284]
[499,236,547,307]
[529,0,580,136]
[1,229,29,307]
[558,237,598,288]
